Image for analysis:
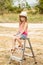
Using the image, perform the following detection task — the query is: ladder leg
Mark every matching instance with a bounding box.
[20,61,23,65]
[28,38,37,64]
[7,57,12,64]
[20,39,26,65]
[22,39,26,60]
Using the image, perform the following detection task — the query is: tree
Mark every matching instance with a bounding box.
[39,0,43,13]
[0,0,13,14]
[26,2,30,10]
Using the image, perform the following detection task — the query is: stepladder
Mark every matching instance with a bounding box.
[7,37,37,65]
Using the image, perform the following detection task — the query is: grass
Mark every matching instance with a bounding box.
[0,13,43,23]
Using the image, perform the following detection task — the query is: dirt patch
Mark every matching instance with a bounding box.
[0,26,43,65]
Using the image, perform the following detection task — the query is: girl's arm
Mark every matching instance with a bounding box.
[14,23,20,36]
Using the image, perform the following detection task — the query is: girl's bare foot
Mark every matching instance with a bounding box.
[11,45,18,52]
[18,44,23,48]
[11,48,15,51]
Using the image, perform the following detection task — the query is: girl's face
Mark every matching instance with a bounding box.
[20,16,26,22]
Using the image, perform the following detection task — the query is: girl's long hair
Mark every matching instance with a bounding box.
[19,16,27,25]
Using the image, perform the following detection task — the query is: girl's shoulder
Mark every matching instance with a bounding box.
[24,22,28,28]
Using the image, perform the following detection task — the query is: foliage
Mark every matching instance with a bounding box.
[0,0,12,14]
[0,0,43,14]
[26,2,31,10]
[39,0,43,13]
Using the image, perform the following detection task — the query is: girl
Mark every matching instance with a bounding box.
[12,11,28,51]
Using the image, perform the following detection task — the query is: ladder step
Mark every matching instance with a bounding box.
[10,55,22,62]
[24,53,33,57]
[25,46,30,49]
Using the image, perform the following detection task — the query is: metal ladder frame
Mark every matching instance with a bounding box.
[7,38,37,65]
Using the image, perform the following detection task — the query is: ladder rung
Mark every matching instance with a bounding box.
[24,53,33,57]
[25,46,30,49]
[10,55,22,62]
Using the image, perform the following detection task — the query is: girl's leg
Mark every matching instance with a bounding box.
[13,39,16,46]
[15,37,22,47]
[11,38,16,51]
[11,37,22,52]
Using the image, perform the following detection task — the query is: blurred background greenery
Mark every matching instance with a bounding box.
[0,0,43,23]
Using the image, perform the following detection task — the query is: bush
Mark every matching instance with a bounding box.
[39,0,43,14]
[8,6,23,13]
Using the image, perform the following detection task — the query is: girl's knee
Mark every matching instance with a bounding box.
[14,38,16,41]
[15,37,18,40]
[14,36,20,41]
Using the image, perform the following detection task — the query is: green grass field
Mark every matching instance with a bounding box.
[0,13,43,23]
